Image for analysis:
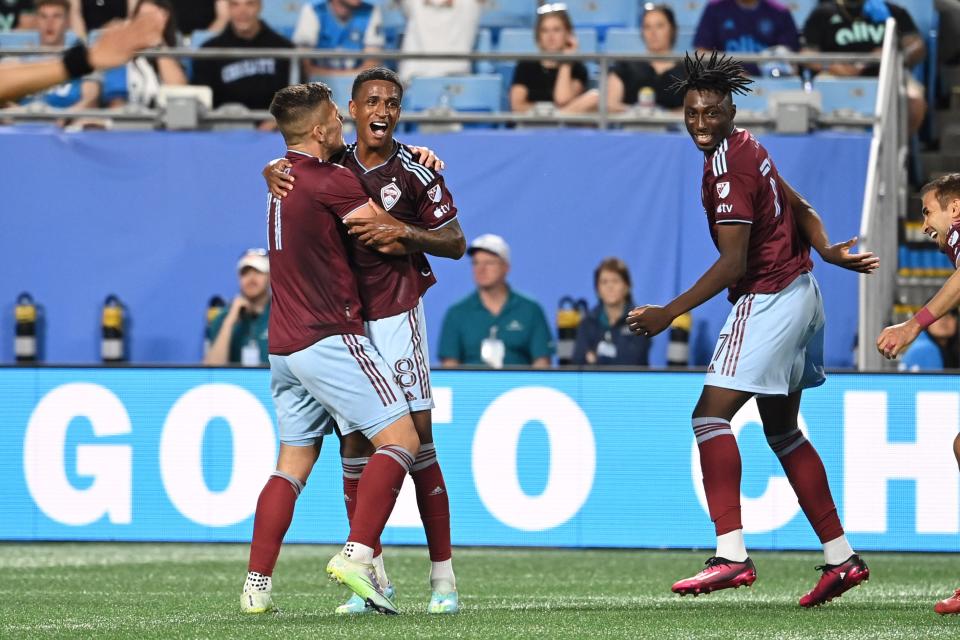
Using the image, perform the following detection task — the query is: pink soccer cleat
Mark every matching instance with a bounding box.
[672,557,757,596]
[799,554,869,608]
[935,588,960,615]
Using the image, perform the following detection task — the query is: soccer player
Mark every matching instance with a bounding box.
[875,173,960,615]
[264,67,465,614]
[628,52,879,606]
[241,82,420,616]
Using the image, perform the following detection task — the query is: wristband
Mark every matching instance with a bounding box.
[62,43,94,79]
[914,306,936,329]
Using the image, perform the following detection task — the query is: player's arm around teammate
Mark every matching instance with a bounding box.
[346,198,466,259]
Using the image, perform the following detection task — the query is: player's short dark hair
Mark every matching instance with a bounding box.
[641,4,677,48]
[920,173,960,211]
[594,257,632,292]
[269,82,332,142]
[352,67,404,102]
[670,51,753,101]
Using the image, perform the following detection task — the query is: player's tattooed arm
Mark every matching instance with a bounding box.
[782,177,879,274]
[628,224,750,337]
[878,267,960,359]
[346,200,465,258]
[400,218,466,259]
[263,158,294,198]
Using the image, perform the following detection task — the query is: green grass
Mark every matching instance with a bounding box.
[1,544,958,639]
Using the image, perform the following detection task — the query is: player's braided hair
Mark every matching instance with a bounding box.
[670,51,753,98]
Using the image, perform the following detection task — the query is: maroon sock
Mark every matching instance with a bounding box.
[347,445,414,548]
[341,457,381,556]
[768,429,844,542]
[247,472,303,576]
[693,417,743,535]
[411,443,452,562]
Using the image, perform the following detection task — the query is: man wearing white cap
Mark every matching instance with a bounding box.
[439,234,554,368]
[204,248,271,366]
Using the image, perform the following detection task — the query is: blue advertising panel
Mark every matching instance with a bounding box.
[2,368,956,552]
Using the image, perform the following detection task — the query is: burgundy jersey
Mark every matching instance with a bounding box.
[266,150,369,354]
[701,128,813,301]
[941,222,960,269]
[338,141,459,320]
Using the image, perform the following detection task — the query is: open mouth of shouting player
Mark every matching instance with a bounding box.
[350,78,401,148]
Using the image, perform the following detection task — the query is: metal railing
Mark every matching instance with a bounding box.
[0,47,883,129]
[857,18,906,371]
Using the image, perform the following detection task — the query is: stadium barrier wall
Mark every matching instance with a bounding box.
[0,129,869,367]
[3,367,958,552]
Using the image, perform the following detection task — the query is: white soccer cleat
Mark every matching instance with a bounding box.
[241,571,275,614]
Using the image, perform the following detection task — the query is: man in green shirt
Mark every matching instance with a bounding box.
[439,234,554,368]
[204,248,271,366]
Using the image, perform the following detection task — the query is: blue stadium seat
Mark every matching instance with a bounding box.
[260,0,304,39]
[0,30,39,48]
[379,0,406,50]
[784,0,818,28]
[405,75,502,112]
[564,0,637,29]
[670,0,707,30]
[676,28,695,53]
[479,0,532,30]
[498,27,598,53]
[312,75,357,110]
[814,77,878,116]
[604,28,643,53]
[734,76,804,113]
[475,27,495,74]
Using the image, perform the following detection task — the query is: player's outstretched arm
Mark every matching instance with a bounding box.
[877,267,960,359]
[782,177,879,273]
[627,223,750,337]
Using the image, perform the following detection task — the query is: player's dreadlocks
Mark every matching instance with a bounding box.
[670,51,754,99]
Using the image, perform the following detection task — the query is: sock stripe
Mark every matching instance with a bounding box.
[692,417,734,445]
[341,456,369,479]
[412,443,438,472]
[767,428,808,458]
[376,445,415,471]
[270,471,305,496]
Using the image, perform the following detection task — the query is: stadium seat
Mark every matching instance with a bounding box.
[670,0,707,30]
[734,76,805,113]
[379,0,406,50]
[260,0,303,39]
[498,27,598,53]
[313,75,358,112]
[814,77,878,116]
[479,0,532,30]
[0,30,39,48]
[784,0,818,27]
[564,0,637,29]
[676,28,695,53]
[604,28,642,54]
[404,75,502,112]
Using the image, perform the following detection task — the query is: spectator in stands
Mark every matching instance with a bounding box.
[1,1,36,30]
[565,4,685,113]
[439,234,554,368]
[803,0,927,133]
[204,248,271,366]
[192,0,293,129]
[900,310,960,371]
[572,257,650,366]
[292,0,383,77]
[102,0,185,107]
[6,0,100,114]
[170,0,227,36]
[397,0,481,84]
[68,0,132,40]
[692,0,799,75]
[509,3,588,113]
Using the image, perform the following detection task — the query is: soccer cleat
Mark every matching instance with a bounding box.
[428,590,459,614]
[336,585,396,614]
[934,588,960,615]
[326,552,398,615]
[241,571,275,614]
[672,557,757,596]
[799,554,870,608]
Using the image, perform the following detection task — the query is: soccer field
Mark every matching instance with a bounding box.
[2,543,958,639]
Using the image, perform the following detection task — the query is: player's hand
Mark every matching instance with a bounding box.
[344,198,411,255]
[626,305,672,337]
[87,4,167,70]
[819,236,879,274]
[409,145,445,172]
[876,320,921,360]
[262,158,293,198]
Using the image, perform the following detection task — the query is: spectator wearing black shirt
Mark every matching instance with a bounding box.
[68,0,132,39]
[509,4,588,112]
[191,0,292,130]
[803,0,927,131]
[170,0,226,35]
[1,0,36,30]
[565,4,684,113]
[572,257,650,366]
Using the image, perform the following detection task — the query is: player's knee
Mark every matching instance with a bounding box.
[371,414,421,458]
[339,431,374,458]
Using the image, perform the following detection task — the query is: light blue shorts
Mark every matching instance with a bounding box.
[364,298,435,413]
[704,272,826,397]
[269,333,409,447]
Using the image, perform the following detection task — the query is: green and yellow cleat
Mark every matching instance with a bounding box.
[428,590,459,614]
[336,585,396,614]
[241,572,275,614]
[326,552,398,615]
